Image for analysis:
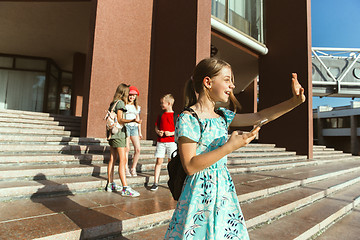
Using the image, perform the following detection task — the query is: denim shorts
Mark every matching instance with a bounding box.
[154,142,177,159]
[126,125,139,137]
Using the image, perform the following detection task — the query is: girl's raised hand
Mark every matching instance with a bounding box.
[291,73,306,103]
[226,127,260,152]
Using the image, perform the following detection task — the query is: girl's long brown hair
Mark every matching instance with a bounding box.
[184,58,241,112]
[113,83,130,104]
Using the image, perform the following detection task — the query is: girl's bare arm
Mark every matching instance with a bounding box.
[179,128,259,175]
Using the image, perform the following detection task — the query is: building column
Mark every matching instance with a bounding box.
[71,52,86,117]
[147,0,211,140]
[81,0,154,138]
[351,115,359,155]
[258,0,313,158]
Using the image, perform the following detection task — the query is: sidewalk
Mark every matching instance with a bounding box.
[0,184,174,240]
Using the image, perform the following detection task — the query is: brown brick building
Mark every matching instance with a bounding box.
[0,0,313,158]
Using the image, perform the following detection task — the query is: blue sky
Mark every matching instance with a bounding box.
[311,0,360,108]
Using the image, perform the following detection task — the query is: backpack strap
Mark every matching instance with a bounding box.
[183,107,204,135]
[110,100,120,112]
[215,108,227,126]
[179,107,228,141]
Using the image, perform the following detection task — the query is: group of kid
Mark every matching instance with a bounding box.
[106,85,176,197]
[106,57,306,239]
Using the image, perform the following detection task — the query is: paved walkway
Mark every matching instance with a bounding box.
[0,184,174,239]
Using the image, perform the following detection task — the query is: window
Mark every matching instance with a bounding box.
[0,54,70,114]
[323,117,350,128]
[211,0,264,43]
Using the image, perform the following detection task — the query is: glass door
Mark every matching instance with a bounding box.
[0,56,47,112]
[0,54,70,114]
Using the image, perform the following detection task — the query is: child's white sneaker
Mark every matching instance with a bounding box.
[130,168,137,177]
[121,186,140,197]
[105,182,118,192]
[125,168,132,177]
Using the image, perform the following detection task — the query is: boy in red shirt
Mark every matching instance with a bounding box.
[150,94,177,191]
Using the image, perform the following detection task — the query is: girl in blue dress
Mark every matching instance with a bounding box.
[164,58,305,239]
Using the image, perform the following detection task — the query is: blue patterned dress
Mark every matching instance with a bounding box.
[164,108,249,240]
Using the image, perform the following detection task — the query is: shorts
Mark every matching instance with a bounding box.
[126,125,139,137]
[154,142,177,159]
[108,137,126,148]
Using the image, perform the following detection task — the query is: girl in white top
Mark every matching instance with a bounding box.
[125,86,142,177]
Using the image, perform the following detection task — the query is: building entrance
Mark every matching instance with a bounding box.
[0,54,71,114]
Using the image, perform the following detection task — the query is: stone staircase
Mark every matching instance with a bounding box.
[0,109,359,239]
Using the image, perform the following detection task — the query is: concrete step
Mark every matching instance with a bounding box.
[0,161,164,181]
[0,121,80,131]
[0,186,176,240]
[0,153,155,166]
[0,127,78,137]
[315,206,360,240]
[0,144,156,154]
[313,154,356,161]
[0,158,318,182]
[0,109,81,137]
[313,145,335,151]
[0,153,110,165]
[0,143,297,156]
[1,109,359,240]
[0,135,107,145]
[0,152,343,177]
[0,156,313,182]
[234,159,360,202]
[229,151,296,158]
[313,148,336,152]
[122,176,360,240]
[243,170,360,229]
[0,148,292,158]
[0,108,81,122]
[120,224,169,240]
[125,170,360,239]
[0,135,153,145]
[0,163,112,181]
[119,168,360,240]
[313,150,346,156]
[0,116,81,128]
[233,146,287,153]
[134,155,309,172]
[228,155,307,165]
[248,183,360,240]
[238,143,276,148]
[0,160,359,239]
[228,159,324,174]
[1,157,360,202]
[0,172,165,201]
[0,144,109,154]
